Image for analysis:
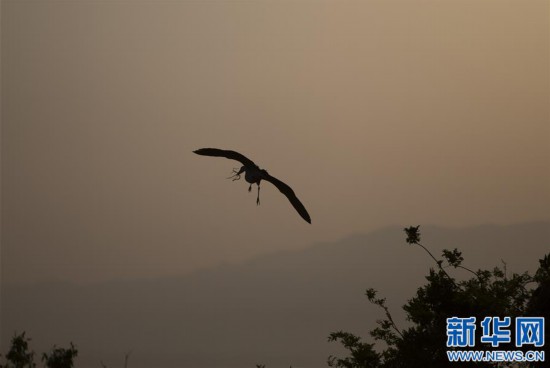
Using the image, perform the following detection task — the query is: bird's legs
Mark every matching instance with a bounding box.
[247,183,260,204]
[227,168,242,181]
[248,183,260,204]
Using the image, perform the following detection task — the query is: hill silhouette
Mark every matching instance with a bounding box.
[2,222,548,367]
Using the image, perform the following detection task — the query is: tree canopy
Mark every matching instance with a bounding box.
[328,226,549,368]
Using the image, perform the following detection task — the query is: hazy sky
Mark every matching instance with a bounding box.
[2,0,549,285]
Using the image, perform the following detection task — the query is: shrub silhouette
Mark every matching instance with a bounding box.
[0,332,36,368]
[41,344,77,368]
[328,226,550,368]
[0,333,77,368]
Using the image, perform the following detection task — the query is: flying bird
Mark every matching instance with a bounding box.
[193,148,311,224]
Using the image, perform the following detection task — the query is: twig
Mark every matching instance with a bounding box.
[415,241,458,288]
[124,350,132,368]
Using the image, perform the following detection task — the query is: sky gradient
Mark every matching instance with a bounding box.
[2,0,549,286]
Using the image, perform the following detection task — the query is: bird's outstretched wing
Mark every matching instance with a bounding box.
[262,172,311,224]
[193,148,256,167]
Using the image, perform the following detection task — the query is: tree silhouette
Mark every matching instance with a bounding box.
[0,332,36,368]
[41,344,77,368]
[328,226,549,368]
[0,333,77,368]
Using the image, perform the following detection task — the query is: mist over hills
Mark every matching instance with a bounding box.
[2,222,548,368]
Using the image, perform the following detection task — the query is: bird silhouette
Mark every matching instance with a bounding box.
[193,148,311,224]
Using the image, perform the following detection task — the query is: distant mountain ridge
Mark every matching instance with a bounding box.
[2,222,548,368]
